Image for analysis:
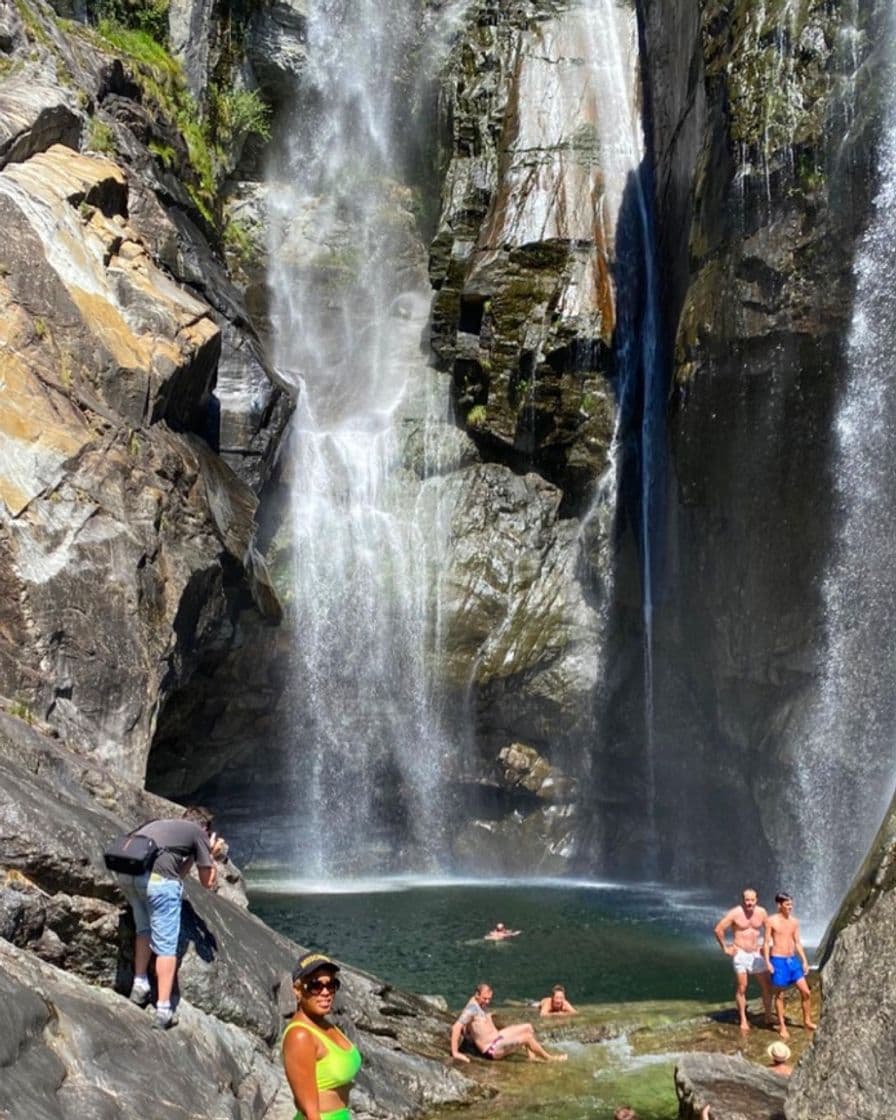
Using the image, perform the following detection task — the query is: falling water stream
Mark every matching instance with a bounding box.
[583,0,665,867]
[267,1,465,877]
[264,0,663,880]
[790,1,896,921]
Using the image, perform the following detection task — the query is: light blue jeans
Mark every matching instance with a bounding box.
[118,872,184,956]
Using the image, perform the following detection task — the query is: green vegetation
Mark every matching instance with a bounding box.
[209,84,272,150]
[466,404,488,429]
[13,0,50,44]
[90,19,273,227]
[92,19,217,220]
[223,216,262,269]
[34,317,48,341]
[85,117,117,154]
[148,138,176,169]
[9,699,34,724]
[89,0,169,41]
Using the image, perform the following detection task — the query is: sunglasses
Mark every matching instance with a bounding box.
[304,977,341,995]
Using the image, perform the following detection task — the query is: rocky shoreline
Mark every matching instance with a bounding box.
[0,708,476,1118]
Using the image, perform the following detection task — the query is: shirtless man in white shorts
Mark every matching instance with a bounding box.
[714,887,774,1032]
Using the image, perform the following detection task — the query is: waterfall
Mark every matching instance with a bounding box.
[789,3,896,921]
[267,1,465,877]
[584,0,665,868]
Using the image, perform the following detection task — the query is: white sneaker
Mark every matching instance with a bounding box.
[152,1007,178,1030]
[128,980,151,1007]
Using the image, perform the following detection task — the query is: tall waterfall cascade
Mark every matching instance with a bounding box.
[790,3,896,922]
[572,0,664,868]
[267,0,469,877]
[264,0,661,879]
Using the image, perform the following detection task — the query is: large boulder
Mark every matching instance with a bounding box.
[675,1053,786,1120]
[784,795,896,1120]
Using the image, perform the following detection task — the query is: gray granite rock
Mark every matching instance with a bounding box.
[675,1052,787,1120]
[246,0,308,100]
[785,794,896,1120]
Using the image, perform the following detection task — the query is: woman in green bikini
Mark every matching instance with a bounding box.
[283,952,362,1120]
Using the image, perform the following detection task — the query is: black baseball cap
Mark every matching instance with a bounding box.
[292,952,340,982]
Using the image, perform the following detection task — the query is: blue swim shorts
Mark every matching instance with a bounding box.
[770,954,804,987]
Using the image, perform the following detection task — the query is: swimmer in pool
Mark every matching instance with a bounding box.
[484,922,520,941]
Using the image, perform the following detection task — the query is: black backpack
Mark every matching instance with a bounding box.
[103,822,161,875]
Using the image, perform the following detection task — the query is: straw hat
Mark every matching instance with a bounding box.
[767,1040,792,1062]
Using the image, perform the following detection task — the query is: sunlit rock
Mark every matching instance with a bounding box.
[675,1053,787,1120]
[439,463,599,749]
[0,73,80,167]
[0,144,277,781]
[431,2,629,505]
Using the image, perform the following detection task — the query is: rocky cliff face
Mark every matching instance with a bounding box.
[0,0,290,783]
[430,0,619,508]
[588,0,889,886]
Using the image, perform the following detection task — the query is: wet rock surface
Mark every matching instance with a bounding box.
[676,1053,786,1120]
[431,0,619,506]
[594,0,890,885]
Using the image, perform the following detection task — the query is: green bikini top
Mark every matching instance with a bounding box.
[283,1019,362,1092]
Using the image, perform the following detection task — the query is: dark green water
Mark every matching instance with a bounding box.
[250,878,732,1008]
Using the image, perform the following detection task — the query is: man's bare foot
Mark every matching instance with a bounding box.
[739,1022,750,1034]
[778,1025,790,1039]
[803,1020,817,1031]
[548,1053,568,1061]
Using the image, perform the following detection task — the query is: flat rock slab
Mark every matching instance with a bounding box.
[676,1052,786,1120]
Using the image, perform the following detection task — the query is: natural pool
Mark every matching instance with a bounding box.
[249,877,732,1008]
[250,879,803,1120]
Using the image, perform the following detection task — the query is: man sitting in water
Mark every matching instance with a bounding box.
[763,891,816,1039]
[539,984,577,1016]
[484,922,520,941]
[450,983,567,1063]
[713,887,774,1032]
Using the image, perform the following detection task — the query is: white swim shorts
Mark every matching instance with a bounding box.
[733,949,768,975]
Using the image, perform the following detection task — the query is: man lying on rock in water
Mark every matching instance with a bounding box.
[450,983,567,1063]
[713,887,774,1033]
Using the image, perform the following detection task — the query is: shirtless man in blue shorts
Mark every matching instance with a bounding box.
[714,887,774,1032]
[763,892,817,1039]
[449,983,566,1062]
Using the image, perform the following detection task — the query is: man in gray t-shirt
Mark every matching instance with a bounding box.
[117,809,224,1029]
